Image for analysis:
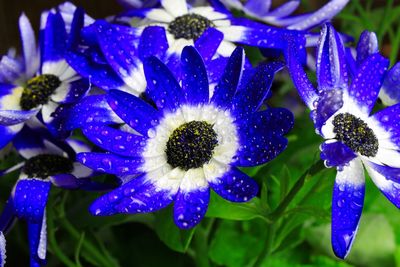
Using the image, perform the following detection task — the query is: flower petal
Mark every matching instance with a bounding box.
[371,102,400,149]
[0,231,5,267]
[28,214,47,266]
[65,95,123,130]
[82,124,146,157]
[106,89,161,135]
[211,47,244,108]
[231,61,283,119]
[0,124,22,149]
[194,27,224,63]
[365,162,400,208]
[90,174,175,216]
[161,0,188,17]
[380,62,400,106]
[174,187,210,229]
[19,13,39,78]
[0,109,38,126]
[316,23,348,91]
[311,88,344,132]
[331,158,365,259]
[181,46,209,105]
[13,179,51,223]
[208,167,258,202]
[143,56,183,111]
[77,152,143,176]
[320,141,356,168]
[42,12,67,64]
[348,53,389,114]
[138,26,168,61]
[356,31,378,65]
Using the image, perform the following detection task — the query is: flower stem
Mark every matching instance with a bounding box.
[253,159,325,267]
[193,219,215,267]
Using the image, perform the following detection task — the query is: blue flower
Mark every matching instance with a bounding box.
[0,124,106,267]
[116,0,303,57]
[345,30,400,106]
[287,23,400,258]
[0,9,90,145]
[77,46,293,229]
[213,0,349,30]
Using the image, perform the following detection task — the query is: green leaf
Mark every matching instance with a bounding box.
[206,191,266,221]
[154,207,195,253]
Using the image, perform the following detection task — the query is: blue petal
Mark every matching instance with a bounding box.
[82,124,147,157]
[67,7,85,49]
[12,125,46,158]
[77,152,143,176]
[65,50,126,90]
[41,12,67,63]
[181,46,209,105]
[50,174,80,189]
[320,141,356,168]
[90,174,174,216]
[264,1,299,18]
[138,26,168,61]
[231,61,283,119]
[244,0,272,16]
[96,21,143,90]
[107,89,161,135]
[311,88,344,132]
[174,187,210,229]
[28,218,47,267]
[348,53,389,114]
[143,56,183,111]
[207,56,229,86]
[211,47,244,108]
[366,162,400,208]
[0,54,24,84]
[0,109,38,126]
[54,78,90,104]
[209,167,258,202]
[194,28,224,63]
[19,13,39,78]
[13,179,51,223]
[0,199,18,233]
[235,131,288,167]
[331,159,365,259]
[317,24,348,91]
[65,95,122,130]
[284,37,317,109]
[371,103,400,148]
[0,124,22,149]
[381,62,400,106]
[356,31,378,65]
[238,108,294,136]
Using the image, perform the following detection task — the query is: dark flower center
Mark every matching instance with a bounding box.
[166,121,218,170]
[333,113,378,157]
[22,154,73,178]
[168,13,214,40]
[20,74,61,110]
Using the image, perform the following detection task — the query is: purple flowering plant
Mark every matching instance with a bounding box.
[0,1,400,266]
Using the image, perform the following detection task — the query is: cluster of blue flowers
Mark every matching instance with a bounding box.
[0,0,399,265]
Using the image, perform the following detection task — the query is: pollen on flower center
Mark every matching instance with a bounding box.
[22,154,73,178]
[20,74,61,110]
[166,121,218,170]
[333,113,378,157]
[168,13,214,40]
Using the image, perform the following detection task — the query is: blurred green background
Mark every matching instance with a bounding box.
[1,0,400,266]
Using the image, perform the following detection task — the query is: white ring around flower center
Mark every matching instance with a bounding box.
[139,104,239,193]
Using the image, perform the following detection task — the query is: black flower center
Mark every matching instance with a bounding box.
[22,154,73,178]
[333,113,378,157]
[20,74,61,110]
[166,121,218,170]
[168,13,214,40]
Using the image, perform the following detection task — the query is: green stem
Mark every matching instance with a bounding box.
[47,210,77,267]
[267,159,325,221]
[253,159,325,267]
[193,219,215,267]
[252,224,275,267]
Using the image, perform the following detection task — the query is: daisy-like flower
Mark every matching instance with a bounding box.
[213,0,349,30]
[345,30,400,106]
[0,123,105,267]
[286,23,400,258]
[118,0,303,57]
[77,46,293,229]
[0,9,90,143]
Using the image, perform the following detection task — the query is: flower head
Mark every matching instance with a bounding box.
[78,46,293,229]
[287,23,400,258]
[0,122,106,267]
[0,9,90,145]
